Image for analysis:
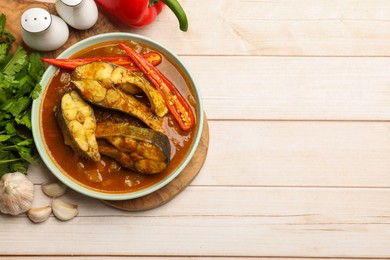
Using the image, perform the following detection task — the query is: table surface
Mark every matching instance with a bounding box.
[2,0,390,259]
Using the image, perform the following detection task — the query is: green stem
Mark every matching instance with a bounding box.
[0,145,17,150]
[0,158,22,164]
[160,0,188,31]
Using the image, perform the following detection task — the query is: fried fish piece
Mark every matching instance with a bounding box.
[72,61,168,117]
[72,79,164,133]
[96,122,170,174]
[55,90,100,161]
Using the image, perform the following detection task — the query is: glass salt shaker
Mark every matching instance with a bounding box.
[21,8,69,52]
[56,0,98,30]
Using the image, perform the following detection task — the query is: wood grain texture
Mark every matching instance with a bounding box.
[181,56,390,121]
[95,0,390,56]
[3,258,385,260]
[194,121,390,188]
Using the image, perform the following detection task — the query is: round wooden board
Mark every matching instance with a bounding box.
[1,1,120,57]
[102,116,209,211]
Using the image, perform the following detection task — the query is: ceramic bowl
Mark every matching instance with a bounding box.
[32,32,204,200]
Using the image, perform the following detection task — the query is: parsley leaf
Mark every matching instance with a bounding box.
[3,46,28,76]
[0,13,45,178]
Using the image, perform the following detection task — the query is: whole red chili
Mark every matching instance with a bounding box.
[95,0,188,31]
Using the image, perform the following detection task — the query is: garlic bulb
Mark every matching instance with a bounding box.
[0,172,34,215]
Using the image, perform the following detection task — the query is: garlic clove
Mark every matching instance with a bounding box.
[52,199,78,221]
[41,181,67,197]
[27,205,52,223]
[0,172,34,215]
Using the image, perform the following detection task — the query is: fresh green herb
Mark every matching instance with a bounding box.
[0,13,45,178]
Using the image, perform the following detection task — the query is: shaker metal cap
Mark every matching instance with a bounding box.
[21,8,52,33]
[60,0,83,7]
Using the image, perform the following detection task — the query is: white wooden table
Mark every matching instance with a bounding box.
[2,0,390,258]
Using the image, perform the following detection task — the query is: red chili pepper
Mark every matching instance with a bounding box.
[95,0,188,31]
[118,42,195,131]
[41,52,162,70]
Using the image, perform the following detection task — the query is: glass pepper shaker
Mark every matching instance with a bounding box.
[56,0,98,30]
[21,8,69,52]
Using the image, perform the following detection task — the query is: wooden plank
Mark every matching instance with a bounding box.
[20,0,390,56]
[2,258,386,260]
[181,56,390,121]
[28,121,390,187]
[195,121,390,187]
[119,0,390,56]
[0,258,291,260]
[2,185,390,258]
[23,186,390,220]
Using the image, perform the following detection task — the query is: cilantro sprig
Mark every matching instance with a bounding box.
[0,14,45,177]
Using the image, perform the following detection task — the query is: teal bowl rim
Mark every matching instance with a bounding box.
[31,32,204,201]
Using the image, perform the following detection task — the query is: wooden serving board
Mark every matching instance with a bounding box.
[103,117,209,211]
[0,0,119,57]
